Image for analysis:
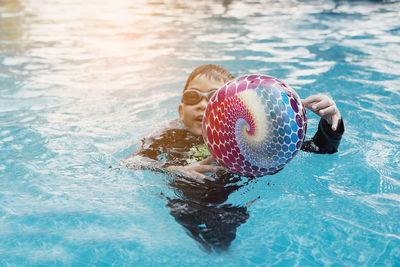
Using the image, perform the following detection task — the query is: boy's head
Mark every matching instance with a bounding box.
[179,64,234,136]
[182,64,235,92]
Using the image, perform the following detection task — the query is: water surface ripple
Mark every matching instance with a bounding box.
[1,0,400,265]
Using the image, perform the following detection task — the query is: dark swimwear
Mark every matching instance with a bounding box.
[128,117,344,252]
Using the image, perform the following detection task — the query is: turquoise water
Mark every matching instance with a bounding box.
[1,0,400,265]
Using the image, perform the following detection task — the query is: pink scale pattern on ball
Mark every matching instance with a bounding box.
[202,75,307,177]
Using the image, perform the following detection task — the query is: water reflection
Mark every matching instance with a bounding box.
[166,172,253,252]
[0,0,24,43]
[1,0,400,263]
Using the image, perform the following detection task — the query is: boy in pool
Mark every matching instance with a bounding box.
[127,64,344,181]
[125,64,344,252]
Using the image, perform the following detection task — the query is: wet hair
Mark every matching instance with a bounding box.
[183,64,235,92]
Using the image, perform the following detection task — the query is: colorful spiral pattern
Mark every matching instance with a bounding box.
[202,75,307,177]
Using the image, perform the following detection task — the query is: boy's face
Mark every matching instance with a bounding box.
[179,75,225,136]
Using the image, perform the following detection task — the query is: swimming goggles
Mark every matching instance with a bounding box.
[181,89,217,105]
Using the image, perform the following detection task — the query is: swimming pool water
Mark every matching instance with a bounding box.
[1,0,400,265]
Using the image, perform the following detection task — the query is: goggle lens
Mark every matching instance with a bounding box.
[182,89,217,105]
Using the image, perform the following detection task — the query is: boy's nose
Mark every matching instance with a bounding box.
[197,97,208,109]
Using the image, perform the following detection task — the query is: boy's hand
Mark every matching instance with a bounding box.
[166,156,224,183]
[302,95,342,131]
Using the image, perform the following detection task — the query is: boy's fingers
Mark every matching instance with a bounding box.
[302,95,323,106]
[170,168,215,183]
[312,99,334,111]
[199,155,215,165]
[189,171,215,182]
[194,164,224,173]
[167,163,220,183]
[303,95,335,112]
[319,105,336,116]
[331,114,340,131]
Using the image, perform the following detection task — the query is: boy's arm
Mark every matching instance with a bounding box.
[125,143,223,182]
[166,156,224,182]
[122,137,168,171]
[123,120,183,171]
[123,122,222,182]
[301,95,344,154]
[301,118,344,154]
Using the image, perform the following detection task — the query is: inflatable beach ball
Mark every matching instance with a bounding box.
[202,75,307,177]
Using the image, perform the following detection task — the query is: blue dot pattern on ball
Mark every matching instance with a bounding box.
[203,75,308,177]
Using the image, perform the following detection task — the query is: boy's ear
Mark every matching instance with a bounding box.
[178,103,183,120]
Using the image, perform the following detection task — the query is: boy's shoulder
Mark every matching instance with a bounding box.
[135,118,203,160]
[128,119,201,164]
[142,118,203,148]
[145,118,188,139]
